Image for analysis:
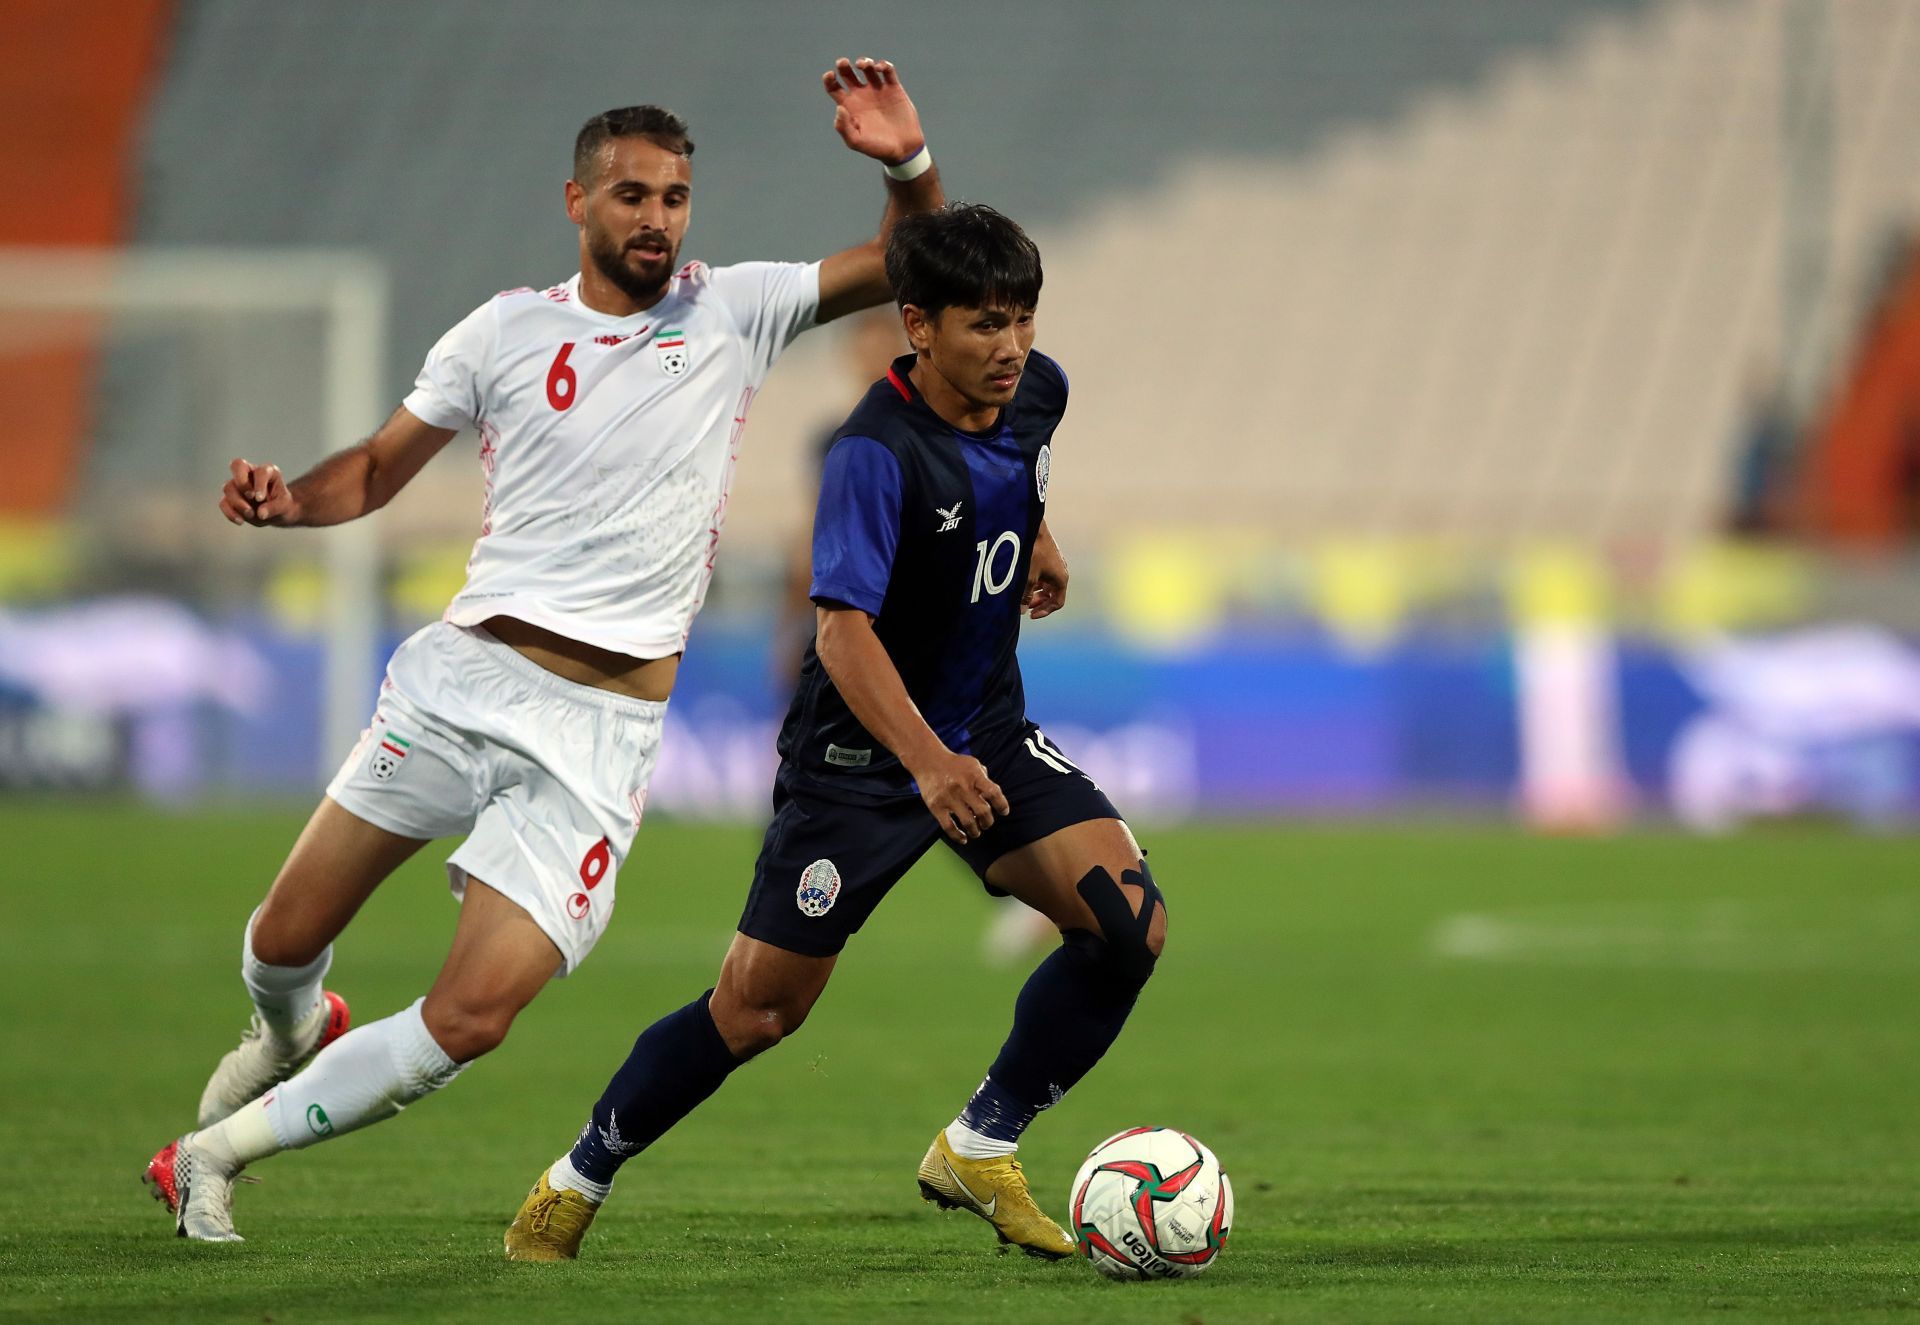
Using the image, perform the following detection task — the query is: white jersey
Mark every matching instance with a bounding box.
[402,260,821,658]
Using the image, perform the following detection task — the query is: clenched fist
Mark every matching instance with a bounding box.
[220,459,299,527]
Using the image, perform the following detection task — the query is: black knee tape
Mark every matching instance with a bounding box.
[1068,860,1164,992]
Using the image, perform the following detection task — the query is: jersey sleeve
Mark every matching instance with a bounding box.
[1024,350,1070,426]
[401,300,497,431]
[710,261,822,381]
[809,435,903,616]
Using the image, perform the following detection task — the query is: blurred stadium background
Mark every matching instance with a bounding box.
[8,5,1920,1319]
[5,0,1920,831]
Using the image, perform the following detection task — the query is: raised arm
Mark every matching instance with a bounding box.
[219,405,457,528]
[814,57,945,325]
[815,605,1009,843]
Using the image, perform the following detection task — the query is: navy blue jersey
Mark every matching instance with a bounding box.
[778,350,1068,800]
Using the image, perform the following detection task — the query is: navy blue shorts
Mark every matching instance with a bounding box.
[737,722,1122,957]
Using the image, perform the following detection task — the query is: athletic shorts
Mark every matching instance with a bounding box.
[738,722,1122,958]
[326,622,665,975]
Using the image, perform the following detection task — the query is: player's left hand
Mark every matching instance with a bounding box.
[822,57,925,165]
[1024,524,1069,619]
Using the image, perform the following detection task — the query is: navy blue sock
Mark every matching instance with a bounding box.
[963,935,1140,1143]
[567,990,743,1185]
[962,864,1163,1144]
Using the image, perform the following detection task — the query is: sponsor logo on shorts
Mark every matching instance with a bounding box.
[369,730,412,781]
[567,892,591,920]
[796,859,842,918]
[306,1103,334,1137]
[825,743,871,768]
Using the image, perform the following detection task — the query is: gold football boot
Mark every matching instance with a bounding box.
[916,1130,1075,1259]
[504,1168,600,1262]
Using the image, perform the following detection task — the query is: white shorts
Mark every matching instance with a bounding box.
[326,622,666,975]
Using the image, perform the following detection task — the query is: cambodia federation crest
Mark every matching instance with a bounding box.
[368,731,411,781]
[796,859,842,917]
[656,328,688,377]
[1035,444,1051,502]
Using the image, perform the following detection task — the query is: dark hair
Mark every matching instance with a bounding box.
[573,105,694,183]
[885,203,1043,317]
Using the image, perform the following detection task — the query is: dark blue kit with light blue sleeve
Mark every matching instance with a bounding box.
[738,351,1121,957]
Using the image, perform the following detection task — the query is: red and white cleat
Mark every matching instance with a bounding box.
[197,990,349,1128]
[144,1134,244,1242]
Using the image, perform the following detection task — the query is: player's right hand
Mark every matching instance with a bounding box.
[220,459,297,527]
[914,750,1010,845]
[822,57,924,165]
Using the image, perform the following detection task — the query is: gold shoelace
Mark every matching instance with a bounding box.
[525,1187,564,1234]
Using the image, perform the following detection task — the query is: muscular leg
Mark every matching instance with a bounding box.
[190,799,432,1132]
[196,878,561,1167]
[554,934,836,1202]
[252,797,430,964]
[947,818,1167,1156]
[234,798,428,1042]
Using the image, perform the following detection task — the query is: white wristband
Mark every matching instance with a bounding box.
[884,145,932,181]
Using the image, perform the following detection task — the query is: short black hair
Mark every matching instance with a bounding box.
[884,203,1043,317]
[573,105,694,184]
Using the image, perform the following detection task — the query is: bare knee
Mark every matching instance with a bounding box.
[420,996,517,1064]
[709,991,812,1060]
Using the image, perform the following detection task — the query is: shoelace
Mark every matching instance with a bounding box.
[525,1187,563,1234]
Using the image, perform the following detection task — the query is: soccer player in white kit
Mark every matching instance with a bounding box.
[143,57,944,1243]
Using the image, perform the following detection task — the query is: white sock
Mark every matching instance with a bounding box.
[261,998,464,1151]
[945,1119,1018,1160]
[548,1152,610,1205]
[192,1097,282,1170]
[242,907,331,1047]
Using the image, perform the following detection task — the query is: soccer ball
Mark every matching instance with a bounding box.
[1067,1126,1233,1280]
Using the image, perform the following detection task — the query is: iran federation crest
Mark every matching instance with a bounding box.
[1035,444,1051,502]
[656,328,688,377]
[369,731,411,781]
[796,859,842,917]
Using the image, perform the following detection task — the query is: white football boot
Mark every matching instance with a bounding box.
[144,1134,244,1242]
[197,990,350,1128]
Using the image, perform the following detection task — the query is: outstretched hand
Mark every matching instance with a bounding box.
[822,57,925,165]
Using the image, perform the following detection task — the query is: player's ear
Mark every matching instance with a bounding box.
[901,304,932,354]
[564,178,587,226]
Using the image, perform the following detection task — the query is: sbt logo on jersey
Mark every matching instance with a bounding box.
[656,329,688,377]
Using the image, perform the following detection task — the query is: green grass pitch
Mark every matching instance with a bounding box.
[1,801,1916,1322]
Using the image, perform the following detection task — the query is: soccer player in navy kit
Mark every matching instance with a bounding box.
[506,204,1167,1262]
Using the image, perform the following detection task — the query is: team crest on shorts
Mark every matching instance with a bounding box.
[656,328,688,377]
[369,731,412,781]
[1035,444,1051,502]
[796,859,842,917]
